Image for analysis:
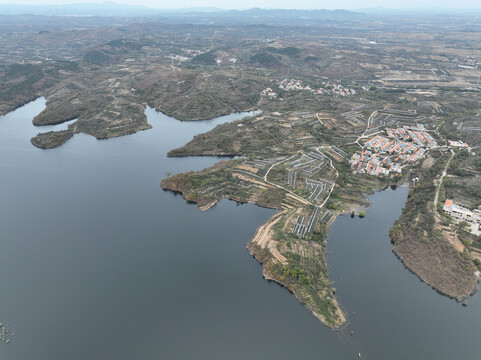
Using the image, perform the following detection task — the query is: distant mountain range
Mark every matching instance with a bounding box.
[1,2,480,18]
[0,2,362,19]
[3,2,479,27]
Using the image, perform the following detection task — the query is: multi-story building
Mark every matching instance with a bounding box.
[443,200,481,225]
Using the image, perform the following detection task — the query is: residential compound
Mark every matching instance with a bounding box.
[350,125,437,177]
[443,200,481,228]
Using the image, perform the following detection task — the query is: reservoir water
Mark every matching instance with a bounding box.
[0,98,480,359]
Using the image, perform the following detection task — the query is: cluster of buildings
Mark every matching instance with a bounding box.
[350,127,437,177]
[261,87,278,99]
[315,82,356,96]
[385,126,436,147]
[279,78,312,91]
[166,49,204,62]
[349,150,399,176]
[182,49,203,56]
[165,54,189,62]
[277,79,356,97]
[443,200,481,230]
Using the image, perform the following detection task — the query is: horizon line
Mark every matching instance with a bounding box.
[0,2,481,11]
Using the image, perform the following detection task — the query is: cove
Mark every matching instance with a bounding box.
[327,186,481,360]
[0,99,480,359]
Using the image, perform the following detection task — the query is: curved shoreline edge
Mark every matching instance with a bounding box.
[161,175,347,329]
[246,211,347,329]
[162,167,480,329]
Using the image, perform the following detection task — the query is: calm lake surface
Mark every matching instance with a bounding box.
[0,98,480,359]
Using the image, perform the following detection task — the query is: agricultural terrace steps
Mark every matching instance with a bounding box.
[249,211,287,264]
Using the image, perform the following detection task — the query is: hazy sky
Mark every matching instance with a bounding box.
[0,0,480,10]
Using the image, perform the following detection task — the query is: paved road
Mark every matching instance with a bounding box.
[433,148,455,217]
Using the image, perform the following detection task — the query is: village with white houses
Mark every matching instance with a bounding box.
[261,78,357,99]
[350,124,438,177]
